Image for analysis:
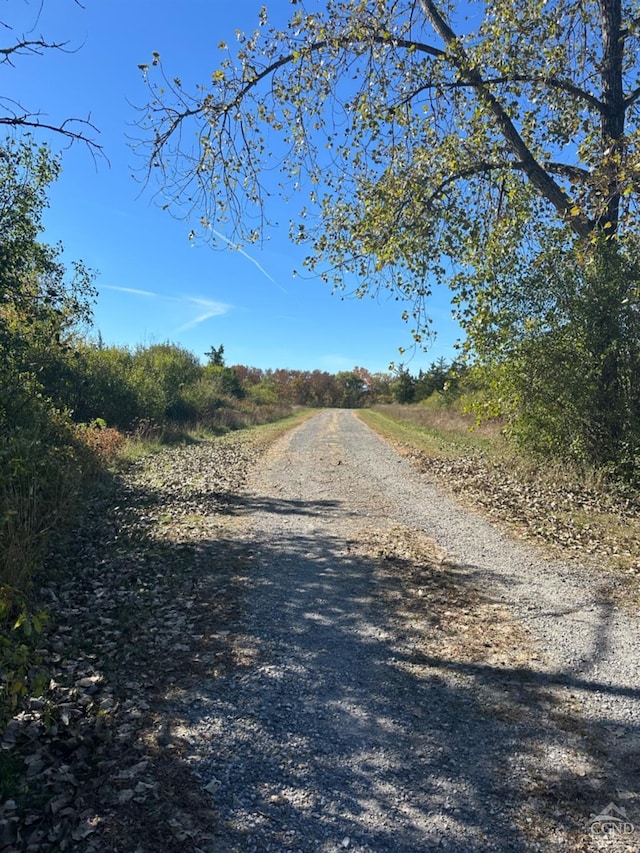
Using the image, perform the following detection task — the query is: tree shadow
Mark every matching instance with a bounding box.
[35,469,639,852]
[145,513,640,852]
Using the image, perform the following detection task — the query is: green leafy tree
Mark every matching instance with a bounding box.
[140,0,638,284]
[0,137,96,588]
[391,366,416,404]
[203,364,245,400]
[139,0,640,471]
[471,240,640,475]
[335,371,367,407]
[367,372,394,404]
[205,343,225,367]
[0,137,96,426]
[414,357,461,401]
[70,343,141,428]
[132,343,203,421]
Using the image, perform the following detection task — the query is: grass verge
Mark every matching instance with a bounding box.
[359,403,504,458]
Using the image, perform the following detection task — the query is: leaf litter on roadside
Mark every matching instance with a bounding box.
[354,524,634,852]
[392,446,640,604]
[1,433,265,852]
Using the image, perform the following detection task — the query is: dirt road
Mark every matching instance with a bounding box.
[167,409,639,852]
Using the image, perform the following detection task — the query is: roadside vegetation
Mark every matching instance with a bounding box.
[0,133,365,749]
[0,131,465,750]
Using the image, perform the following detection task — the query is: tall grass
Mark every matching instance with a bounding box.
[362,396,505,457]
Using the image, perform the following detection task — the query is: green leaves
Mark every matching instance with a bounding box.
[0,586,48,726]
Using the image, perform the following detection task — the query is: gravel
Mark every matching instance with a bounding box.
[170,410,640,852]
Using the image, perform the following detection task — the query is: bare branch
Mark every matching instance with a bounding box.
[0,37,74,65]
[0,103,104,159]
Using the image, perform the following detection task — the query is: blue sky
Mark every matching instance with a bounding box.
[6,0,462,373]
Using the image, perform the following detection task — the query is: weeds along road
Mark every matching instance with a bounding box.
[172,409,640,852]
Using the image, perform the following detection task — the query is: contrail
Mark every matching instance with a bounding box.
[101,284,157,297]
[174,297,231,332]
[211,228,288,294]
[100,285,232,333]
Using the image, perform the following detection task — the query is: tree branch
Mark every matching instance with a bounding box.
[0,37,73,65]
[417,0,594,237]
[0,106,103,158]
[225,33,443,114]
[625,84,640,107]
[488,75,605,113]
[148,32,444,162]
[427,160,591,206]
[0,3,101,156]
[388,74,604,115]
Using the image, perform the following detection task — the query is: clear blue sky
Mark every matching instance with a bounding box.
[6,0,462,373]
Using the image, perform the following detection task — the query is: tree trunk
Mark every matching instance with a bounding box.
[599,0,625,232]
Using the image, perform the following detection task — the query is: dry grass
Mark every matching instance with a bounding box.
[360,402,505,457]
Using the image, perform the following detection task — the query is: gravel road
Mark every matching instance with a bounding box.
[175,410,640,852]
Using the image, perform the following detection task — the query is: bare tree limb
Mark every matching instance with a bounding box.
[0,2,102,156]
[0,37,73,65]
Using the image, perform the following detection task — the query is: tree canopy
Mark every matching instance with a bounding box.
[139,0,639,329]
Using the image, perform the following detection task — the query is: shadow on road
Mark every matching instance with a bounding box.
[135,486,640,852]
[52,464,638,853]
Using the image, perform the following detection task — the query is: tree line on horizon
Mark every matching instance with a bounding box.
[48,336,464,430]
[0,132,460,604]
[140,0,640,484]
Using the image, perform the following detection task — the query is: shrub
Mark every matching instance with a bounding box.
[75,419,124,464]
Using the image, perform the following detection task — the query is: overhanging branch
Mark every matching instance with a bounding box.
[418,0,595,237]
[0,106,103,158]
[428,160,591,205]
[0,37,73,65]
[148,32,444,163]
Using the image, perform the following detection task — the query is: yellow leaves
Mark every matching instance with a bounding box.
[212,69,225,82]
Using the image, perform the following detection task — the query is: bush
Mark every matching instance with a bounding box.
[75,419,124,464]
[467,238,640,483]
[0,586,48,729]
[0,404,87,590]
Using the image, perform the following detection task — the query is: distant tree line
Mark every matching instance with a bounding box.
[47,340,462,432]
